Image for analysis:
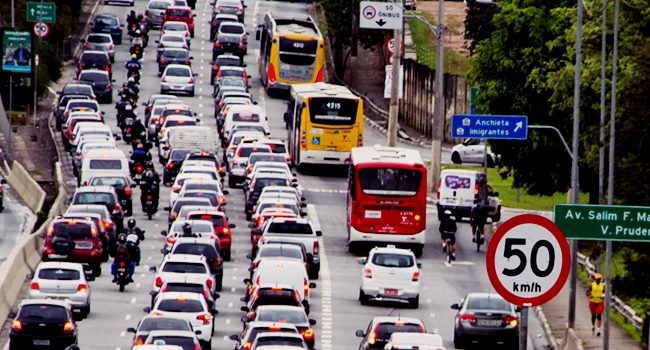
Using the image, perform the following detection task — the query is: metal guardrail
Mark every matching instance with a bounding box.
[577,252,644,330]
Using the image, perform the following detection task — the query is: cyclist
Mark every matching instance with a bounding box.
[470,198,488,244]
[439,210,457,260]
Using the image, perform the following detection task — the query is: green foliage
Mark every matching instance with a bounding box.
[463,0,498,56]
[408,16,469,75]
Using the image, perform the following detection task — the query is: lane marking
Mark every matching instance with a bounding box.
[120,331,126,337]
[228,302,233,308]
[131,297,136,304]
[308,203,333,350]
[125,314,131,321]
[226,318,231,324]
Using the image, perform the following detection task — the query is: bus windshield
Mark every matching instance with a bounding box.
[278,38,318,66]
[358,168,422,197]
[309,98,358,126]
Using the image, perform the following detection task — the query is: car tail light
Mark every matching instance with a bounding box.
[255,275,260,286]
[358,133,363,147]
[215,43,221,48]
[218,197,225,204]
[474,183,479,197]
[12,320,22,332]
[194,344,201,350]
[285,154,291,161]
[303,278,309,298]
[78,284,88,292]
[125,186,132,196]
[105,65,111,72]
[213,65,219,71]
[166,236,175,245]
[63,321,75,334]
[182,45,188,49]
[155,276,163,287]
[238,44,243,49]
[214,255,222,268]
[242,33,247,41]
[188,77,194,83]
[316,68,324,82]
[85,43,90,49]
[197,313,211,325]
[412,271,419,282]
[459,313,476,323]
[217,6,223,10]
[109,44,114,50]
[268,63,276,83]
[134,336,144,346]
[78,63,83,71]
[222,227,229,234]
[104,221,112,229]
[30,282,39,290]
[203,288,210,299]
[247,165,253,173]
[107,81,112,89]
[167,163,175,169]
[503,315,518,327]
[113,204,122,213]
[172,185,181,192]
[300,328,314,339]
[206,278,213,289]
[185,60,189,65]
[364,268,372,279]
[236,7,242,12]
[158,43,163,48]
[243,342,252,350]
[368,330,377,345]
[160,59,166,65]
[313,241,319,256]
[437,180,441,199]
[172,211,178,218]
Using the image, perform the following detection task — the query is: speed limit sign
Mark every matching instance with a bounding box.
[486,214,570,307]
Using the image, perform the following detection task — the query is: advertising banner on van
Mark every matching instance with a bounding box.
[2,29,34,74]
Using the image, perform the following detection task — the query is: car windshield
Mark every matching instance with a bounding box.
[52,222,94,239]
[63,85,92,95]
[19,305,67,321]
[88,35,111,43]
[259,246,302,259]
[254,178,288,189]
[163,50,189,59]
[267,222,312,235]
[150,1,172,9]
[165,119,197,127]
[140,317,191,332]
[163,36,186,43]
[38,268,81,280]
[165,283,204,294]
[74,192,114,205]
[220,69,244,78]
[467,296,511,311]
[220,24,244,34]
[162,108,193,117]
[173,244,217,259]
[358,168,422,197]
[148,336,195,349]
[166,67,191,77]
[171,221,213,233]
[96,16,117,26]
[162,262,207,273]
[255,337,304,347]
[221,78,245,87]
[185,183,219,193]
[68,101,99,111]
[166,23,188,30]
[167,9,190,17]
[238,147,270,158]
[376,323,425,339]
[79,72,108,82]
[171,149,193,161]
[216,57,241,67]
[89,159,122,170]
[90,177,127,187]
[371,253,414,268]
[82,53,107,64]
[250,154,285,165]
[157,299,204,313]
[257,309,308,323]
[218,35,240,43]
[232,113,260,123]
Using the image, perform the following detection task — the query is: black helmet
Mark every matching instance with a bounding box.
[128,219,136,229]
[117,233,127,244]
[145,160,154,168]
[182,223,192,234]
[145,170,155,180]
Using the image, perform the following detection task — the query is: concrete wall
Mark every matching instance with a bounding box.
[6,160,46,213]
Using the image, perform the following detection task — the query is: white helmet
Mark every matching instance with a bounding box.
[128,77,135,83]
[125,105,133,111]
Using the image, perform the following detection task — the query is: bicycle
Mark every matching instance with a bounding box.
[442,231,455,263]
[473,223,483,252]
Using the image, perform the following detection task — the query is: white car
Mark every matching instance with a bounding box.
[451,138,500,167]
[169,173,213,205]
[27,262,94,317]
[161,64,197,96]
[179,165,221,182]
[358,246,421,308]
[222,105,269,140]
[169,178,225,208]
[145,292,216,348]
[160,21,191,44]
[150,254,216,296]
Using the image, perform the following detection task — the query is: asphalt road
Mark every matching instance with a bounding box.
[0,188,35,263]
[1,0,549,349]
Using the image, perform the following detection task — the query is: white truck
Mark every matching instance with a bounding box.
[160,126,220,161]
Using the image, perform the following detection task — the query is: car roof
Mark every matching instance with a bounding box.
[19,298,72,309]
[247,321,299,330]
[186,209,225,216]
[145,330,198,338]
[369,316,425,324]
[369,246,415,255]
[35,261,85,271]
[157,291,204,301]
[74,185,117,193]
[266,217,309,224]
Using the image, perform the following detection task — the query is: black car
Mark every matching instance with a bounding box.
[90,14,124,45]
[212,33,244,61]
[158,48,193,76]
[54,94,91,131]
[210,54,245,85]
[163,149,194,184]
[242,285,307,315]
[86,175,134,216]
[209,14,238,41]
[77,70,115,103]
[8,299,78,349]
[356,316,426,350]
[75,50,112,79]
[451,292,519,349]
[126,315,193,347]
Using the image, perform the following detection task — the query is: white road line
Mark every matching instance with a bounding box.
[131,297,136,304]
[125,314,131,321]
[226,318,231,324]
[120,331,126,337]
[231,287,236,292]
[308,204,332,350]
[228,302,233,308]
[257,86,266,111]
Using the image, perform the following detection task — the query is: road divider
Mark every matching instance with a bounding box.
[6,160,46,213]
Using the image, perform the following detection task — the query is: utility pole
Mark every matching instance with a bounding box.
[568,0,584,330]
[32,55,39,141]
[430,0,444,192]
[386,31,401,147]
[11,0,15,27]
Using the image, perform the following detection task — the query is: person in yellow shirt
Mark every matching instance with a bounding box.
[586,273,605,336]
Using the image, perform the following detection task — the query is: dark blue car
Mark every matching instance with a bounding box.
[90,14,124,45]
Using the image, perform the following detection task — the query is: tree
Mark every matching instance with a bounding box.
[464,0,499,56]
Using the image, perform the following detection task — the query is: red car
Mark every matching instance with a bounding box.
[162,6,196,37]
[186,209,235,261]
[41,218,103,276]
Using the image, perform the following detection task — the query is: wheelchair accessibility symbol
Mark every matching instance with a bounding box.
[311,137,321,145]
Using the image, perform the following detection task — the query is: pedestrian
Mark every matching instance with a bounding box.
[586,272,605,336]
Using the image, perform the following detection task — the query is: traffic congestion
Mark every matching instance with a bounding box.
[3,0,526,349]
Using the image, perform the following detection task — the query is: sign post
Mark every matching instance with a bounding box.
[487,214,571,350]
[360,1,403,30]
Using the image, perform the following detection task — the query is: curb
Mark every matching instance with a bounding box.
[535,306,559,350]
[425,196,552,216]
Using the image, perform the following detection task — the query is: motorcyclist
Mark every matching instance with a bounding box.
[125,54,142,81]
[130,118,147,142]
[439,210,457,260]
[181,222,199,238]
[115,95,133,127]
[140,165,161,210]
[470,198,488,245]
[130,143,151,176]
[123,218,145,241]
[120,104,137,130]
[125,223,142,266]
[111,233,135,283]
[126,10,138,34]
[138,15,150,46]
[125,76,140,96]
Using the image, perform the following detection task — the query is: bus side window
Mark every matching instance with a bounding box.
[285,98,295,129]
[348,165,356,200]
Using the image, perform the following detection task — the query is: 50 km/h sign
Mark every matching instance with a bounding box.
[487,214,571,307]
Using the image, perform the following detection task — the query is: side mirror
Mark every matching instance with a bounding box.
[163,207,171,211]
[355,330,365,337]
[451,303,461,310]
[141,102,147,106]
[301,203,307,208]
[357,258,366,265]
[149,266,157,273]
[240,306,249,312]
[240,296,246,302]
[143,306,151,313]
[7,312,16,319]
[193,73,198,77]
[193,14,197,17]
[301,197,306,201]
[255,30,260,41]
[494,191,500,197]
[26,273,34,279]
[242,63,247,67]
[211,308,219,315]
[86,275,96,281]
[229,223,236,228]
[190,56,194,60]
[229,334,239,341]
[309,282,316,288]
[160,230,168,236]
[149,290,157,296]
[417,262,423,269]
[243,278,252,285]
[246,253,253,260]
[80,39,86,43]
[161,248,168,254]
[241,316,249,323]
[309,319,317,325]
[301,212,308,217]
[222,190,229,195]
[292,183,300,188]
[195,330,203,335]
[515,306,522,312]
[155,40,160,44]
[316,230,322,237]
[127,327,136,333]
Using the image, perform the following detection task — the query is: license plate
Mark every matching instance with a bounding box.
[327,146,337,151]
[477,319,502,326]
[103,28,111,32]
[135,174,142,180]
[121,199,127,205]
[34,340,50,346]
[146,200,153,205]
[48,254,67,259]
[75,242,93,249]
[173,86,181,89]
[383,288,398,295]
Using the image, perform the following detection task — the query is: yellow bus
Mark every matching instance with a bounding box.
[285,83,365,169]
[255,13,325,93]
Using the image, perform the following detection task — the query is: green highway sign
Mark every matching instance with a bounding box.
[554,204,650,242]
[26,2,56,23]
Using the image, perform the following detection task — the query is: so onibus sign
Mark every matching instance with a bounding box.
[554,204,650,241]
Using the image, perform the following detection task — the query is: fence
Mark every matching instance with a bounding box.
[398,58,471,143]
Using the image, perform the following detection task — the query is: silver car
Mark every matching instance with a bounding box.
[82,33,116,63]
[146,0,175,28]
[156,33,190,61]
[27,261,94,318]
[160,64,197,96]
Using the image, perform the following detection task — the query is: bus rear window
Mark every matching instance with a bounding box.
[89,159,123,170]
[309,98,358,126]
[358,168,422,196]
[278,38,318,66]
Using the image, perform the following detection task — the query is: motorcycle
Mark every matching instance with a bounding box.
[130,162,145,182]
[115,262,130,292]
[127,69,141,84]
[143,193,156,220]
[121,118,136,143]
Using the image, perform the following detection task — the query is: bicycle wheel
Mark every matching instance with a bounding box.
[446,239,453,263]
[475,225,481,252]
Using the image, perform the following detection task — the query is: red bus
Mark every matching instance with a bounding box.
[346,145,427,256]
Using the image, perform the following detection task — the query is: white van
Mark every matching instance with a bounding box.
[222,105,269,139]
[252,258,313,307]
[80,148,129,186]
[384,333,444,350]
[436,169,501,222]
